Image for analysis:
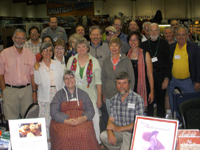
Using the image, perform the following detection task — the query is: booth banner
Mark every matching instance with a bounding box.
[47,2,94,16]
[130,116,178,150]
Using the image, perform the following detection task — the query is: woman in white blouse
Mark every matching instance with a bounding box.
[34,42,63,149]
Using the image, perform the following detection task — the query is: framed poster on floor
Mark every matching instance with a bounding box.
[130,116,178,150]
[9,118,48,150]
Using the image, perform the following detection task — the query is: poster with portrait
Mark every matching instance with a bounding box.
[130,116,179,150]
[9,118,48,150]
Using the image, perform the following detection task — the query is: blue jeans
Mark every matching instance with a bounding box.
[168,77,196,115]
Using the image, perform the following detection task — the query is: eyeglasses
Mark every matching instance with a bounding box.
[176,34,186,37]
[55,47,65,50]
[31,31,38,34]
[64,76,75,80]
[43,49,53,52]
[150,29,159,32]
[15,37,26,41]
[114,24,121,26]
[171,23,179,26]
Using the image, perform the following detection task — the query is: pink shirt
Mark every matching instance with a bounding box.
[40,60,56,86]
[0,46,36,86]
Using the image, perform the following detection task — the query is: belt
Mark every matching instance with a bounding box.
[5,84,30,89]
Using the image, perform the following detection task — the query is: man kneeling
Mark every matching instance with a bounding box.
[100,72,144,150]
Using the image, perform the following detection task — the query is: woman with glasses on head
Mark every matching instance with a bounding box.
[34,42,64,149]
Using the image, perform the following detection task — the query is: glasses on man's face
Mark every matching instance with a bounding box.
[43,49,53,52]
[15,37,26,41]
[31,31,38,34]
[114,24,121,26]
[171,23,179,26]
[176,34,187,37]
[150,29,159,32]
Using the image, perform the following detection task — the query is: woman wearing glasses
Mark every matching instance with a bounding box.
[52,39,68,70]
[34,42,64,149]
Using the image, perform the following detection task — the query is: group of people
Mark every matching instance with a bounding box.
[0,16,200,150]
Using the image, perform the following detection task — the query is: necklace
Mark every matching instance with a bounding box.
[131,49,139,60]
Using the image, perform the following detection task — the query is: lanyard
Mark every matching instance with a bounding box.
[148,38,160,57]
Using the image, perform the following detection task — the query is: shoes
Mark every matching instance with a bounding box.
[165,113,172,119]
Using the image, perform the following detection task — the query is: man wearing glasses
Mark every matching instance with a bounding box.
[113,18,128,43]
[168,27,200,116]
[24,26,42,55]
[0,29,37,120]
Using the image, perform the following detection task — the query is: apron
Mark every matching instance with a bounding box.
[50,94,100,150]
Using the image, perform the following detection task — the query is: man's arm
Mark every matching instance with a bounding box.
[30,74,37,103]
[0,75,5,93]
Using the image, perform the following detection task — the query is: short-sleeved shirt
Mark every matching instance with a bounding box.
[41,26,67,43]
[0,46,36,85]
[24,38,42,55]
[110,90,144,127]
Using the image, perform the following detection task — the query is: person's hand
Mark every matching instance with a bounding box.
[108,131,117,145]
[194,83,200,91]
[102,94,106,103]
[162,78,169,90]
[97,97,102,108]
[32,92,37,103]
[64,118,76,125]
[34,62,40,71]
[148,92,154,104]
[107,123,121,132]
[72,116,87,125]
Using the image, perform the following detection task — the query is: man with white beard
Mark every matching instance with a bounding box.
[140,23,172,118]
[0,29,36,120]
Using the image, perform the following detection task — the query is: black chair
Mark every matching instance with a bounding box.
[24,103,39,118]
[178,98,200,129]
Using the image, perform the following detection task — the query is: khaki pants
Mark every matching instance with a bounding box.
[3,85,32,120]
[100,130,132,150]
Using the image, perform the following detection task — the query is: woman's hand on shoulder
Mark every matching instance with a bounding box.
[34,62,40,71]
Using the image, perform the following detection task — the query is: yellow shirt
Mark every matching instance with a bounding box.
[172,43,190,79]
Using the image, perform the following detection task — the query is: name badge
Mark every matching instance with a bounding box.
[70,98,77,101]
[174,55,181,59]
[53,37,58,42]
[78,79,83,85]
[151,57,158,63]
[128,103,135,109]
[50,64,56,70]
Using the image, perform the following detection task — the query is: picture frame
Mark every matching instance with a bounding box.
[130,116,179,150]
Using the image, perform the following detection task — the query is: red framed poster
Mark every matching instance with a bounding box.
[130,116,179,150]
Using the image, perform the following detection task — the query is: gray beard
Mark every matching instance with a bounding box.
[14,42,24,48]
[150,35,159,40]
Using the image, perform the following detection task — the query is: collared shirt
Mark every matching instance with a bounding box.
[0,46,36,86]
[24,38,42,55]
[41,26,67,43]
[40,60,56,86]
[54,55,65,70]
[110,90,144,128]
[172,43,190,79]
